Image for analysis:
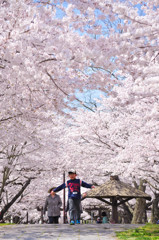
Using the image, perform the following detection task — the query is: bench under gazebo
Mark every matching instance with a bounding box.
[85,176,151,223]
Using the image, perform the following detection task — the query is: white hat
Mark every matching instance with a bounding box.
[68,169,76,174]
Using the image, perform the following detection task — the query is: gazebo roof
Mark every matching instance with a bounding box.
[86,177,151,200]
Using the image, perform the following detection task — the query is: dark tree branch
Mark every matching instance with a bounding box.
[0,178,34,221]
[46,70,95,112]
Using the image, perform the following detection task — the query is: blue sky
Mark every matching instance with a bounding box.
[34,1,157,111]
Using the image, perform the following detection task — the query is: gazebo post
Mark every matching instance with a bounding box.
[111,197,118,223]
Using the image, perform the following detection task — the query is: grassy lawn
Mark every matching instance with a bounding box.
[116,224,159,240]
[0,223,14,226]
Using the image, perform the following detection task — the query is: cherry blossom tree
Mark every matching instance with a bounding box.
[60,75,159,222]
[1,0,159,222]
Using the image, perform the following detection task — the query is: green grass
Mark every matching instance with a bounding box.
[116,224,159,240]
[0,223,15,226]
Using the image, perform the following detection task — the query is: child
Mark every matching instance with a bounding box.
[102,212,109,223]
[96,217,102,224]
[53,169,94,225]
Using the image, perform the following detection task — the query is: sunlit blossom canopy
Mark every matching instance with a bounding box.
[86,176,151,200]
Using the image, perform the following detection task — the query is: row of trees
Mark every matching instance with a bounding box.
[0,0,159,223]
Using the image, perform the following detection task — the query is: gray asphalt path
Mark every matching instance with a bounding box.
[0,223,144,240]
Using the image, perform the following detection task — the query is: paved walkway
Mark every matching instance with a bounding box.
[0,223,144,240]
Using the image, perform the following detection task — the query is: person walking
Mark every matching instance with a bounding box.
[53,169,94,225]
[43,187,62,224]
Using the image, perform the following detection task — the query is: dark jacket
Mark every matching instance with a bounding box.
[44,194,62,217]
[54,179,92,199]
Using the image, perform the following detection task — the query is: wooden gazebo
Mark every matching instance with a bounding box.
[85,176,151,223]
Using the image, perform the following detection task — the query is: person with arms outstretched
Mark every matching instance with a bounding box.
[53,169,94,225]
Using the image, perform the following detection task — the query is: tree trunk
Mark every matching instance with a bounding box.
[151,193,159,223]
[122,202,133,223]
[131,179,147,224]
[0,178,31,222]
